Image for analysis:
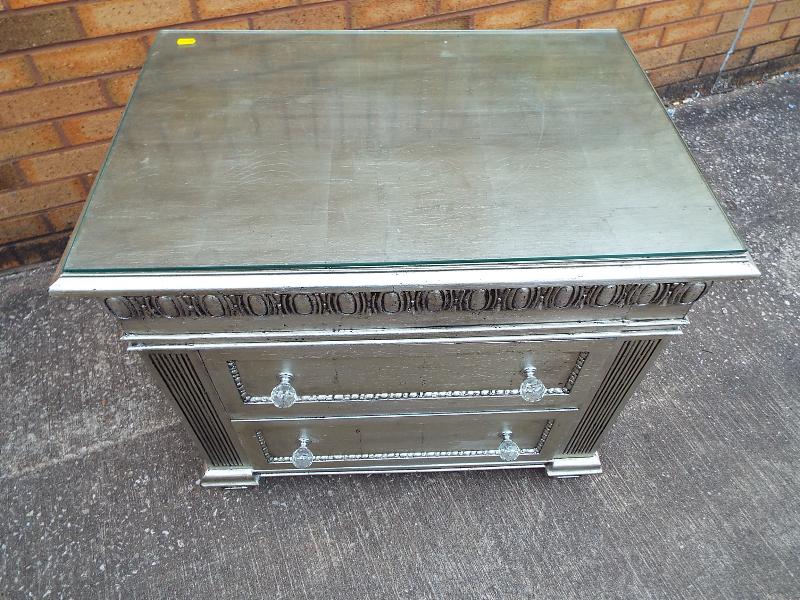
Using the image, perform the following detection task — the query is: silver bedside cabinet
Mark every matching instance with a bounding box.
[50,30,759,487]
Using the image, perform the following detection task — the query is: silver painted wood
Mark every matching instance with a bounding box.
[49,30,759,487]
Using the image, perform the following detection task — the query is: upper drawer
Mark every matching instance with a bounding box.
[199,336,619,418]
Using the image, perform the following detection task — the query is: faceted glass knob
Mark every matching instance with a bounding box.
[291,437,314,469]
[520,366,546,403]
[498,431,520,462]
[270,372,298,408]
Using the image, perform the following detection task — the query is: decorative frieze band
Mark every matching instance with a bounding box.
[103,281,710,320]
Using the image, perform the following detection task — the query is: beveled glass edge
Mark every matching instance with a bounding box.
[61,249,749,275]
[161,28,614,35]
[617,33,749,254]
[59,30,161,275]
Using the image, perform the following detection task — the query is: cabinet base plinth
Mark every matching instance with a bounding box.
[203,456,607,485]
[201,467,259,488]
[546,453,603,478]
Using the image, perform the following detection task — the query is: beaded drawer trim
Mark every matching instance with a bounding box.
[256,420,554,464]
[227,352,588,404]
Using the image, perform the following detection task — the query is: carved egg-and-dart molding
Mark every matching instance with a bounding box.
[103,282,711,320]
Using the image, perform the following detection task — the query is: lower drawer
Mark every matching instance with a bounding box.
[231,409,576,472]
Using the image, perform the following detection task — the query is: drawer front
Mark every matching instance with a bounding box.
[232,410,575,472]
[200,337,619,418]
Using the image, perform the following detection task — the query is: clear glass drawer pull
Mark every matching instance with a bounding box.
[520,366,546,403]
[498,431,521,462]
[270,372,298,408]
[291,436,314,469]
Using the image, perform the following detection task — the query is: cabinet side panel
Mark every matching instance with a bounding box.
[563,338,663,456]
[149,353,244,467]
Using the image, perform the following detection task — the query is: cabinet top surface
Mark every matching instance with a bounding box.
[61,30,746,274]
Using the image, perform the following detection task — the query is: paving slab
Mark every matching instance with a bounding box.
[2,73,799,599]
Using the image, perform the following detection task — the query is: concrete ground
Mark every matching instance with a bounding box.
[2,73,799,600]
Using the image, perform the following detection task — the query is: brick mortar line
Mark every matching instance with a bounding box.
[1,0,112,17]
[51,120,72,148]
[0,14,783,126]
[1,0,281,14]
[366,0,550,29]
[1,222,78,255]
[571,5,644,27]
[0,0,344,59]
[376,10,480,29]
[709,12,723,34]
[0,1,793,60]
[1,147,108,194]
[58,103,123,126]
[0,68,138,129]
[633,7,645,31]
[0,199,86,227]
[68,3,88,37]
[344,0,352,28]
[0,231,70,259]
[645,39,705,53]
[7,159,27,187]
[0,9,792,89]
[0,173,89,198]
[20,54,44,85]
[370,4,789,35]
[0,0,783,19]
[54,105,121,147]
[3,29,164,61]
[638,41,688,66]
[0,231,69,270]
[536,16,583,27]
[657,50,800,90]
[188,0,201,22]
[1,139,109,171]
[37,211,55,234]
[657,21,667,45]
[0,3,321,78]
[235,0,347,22]
[0,231,69,247]
[96,73,118,107]
[702,46,796,74]
[78,173,93,194]
[0,105,124,141]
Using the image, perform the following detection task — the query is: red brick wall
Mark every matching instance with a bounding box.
[1,0,799,270]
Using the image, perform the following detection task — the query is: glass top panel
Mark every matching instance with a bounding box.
[63,30,745,273]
